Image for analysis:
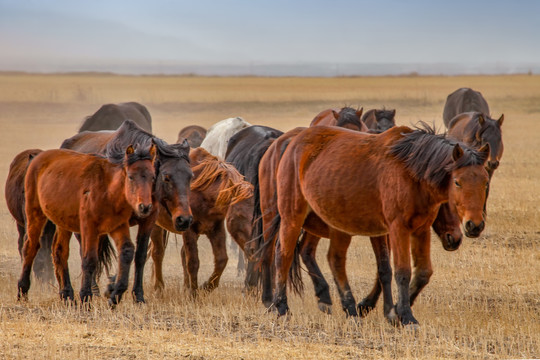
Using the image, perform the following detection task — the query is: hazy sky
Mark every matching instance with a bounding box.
[1,0,539,74]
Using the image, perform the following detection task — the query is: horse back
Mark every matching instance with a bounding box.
[177,125,207,147]
[79,102,152,133]
[443,88,490,127]
[5,149,43,225]
[60,131,115,154]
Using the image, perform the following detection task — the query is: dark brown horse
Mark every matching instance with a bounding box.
[149,147,253,294]
[60,120,193,302]
[442,88,490,127]
[79,102,152,133]
[19,144,156,305]
[5,149,56,282]
[361,109,396,133]
[310,107,366,131]
[258,125,489,326]
[447,112,504,178]
[177,125,207,148]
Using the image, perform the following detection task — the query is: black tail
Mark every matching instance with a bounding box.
[288,230,304,295]
[96,235,116,280]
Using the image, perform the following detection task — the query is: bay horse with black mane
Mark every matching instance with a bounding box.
[258,124,489,326]
[361,109,396,133]
[178,125,207,148]
[19,143,156,305]
[59,120,193,302]
[310,107,366,131]
[149,147,253,294]
[443,88,490,126]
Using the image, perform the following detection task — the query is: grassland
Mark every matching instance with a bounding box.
[0,73,538,359]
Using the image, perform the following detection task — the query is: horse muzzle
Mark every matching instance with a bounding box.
[175,215,193,231]
[137,203,153,218]
[464,220,485,238]
[487,160,499,170]
[442,233,462,251]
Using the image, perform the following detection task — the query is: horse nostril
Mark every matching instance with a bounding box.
[465,220,474,232]
[488,160,499,169]
[478,220,485,232]
[445,234,454,244]
[138,203,152,215]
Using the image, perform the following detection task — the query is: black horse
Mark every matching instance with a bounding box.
[79,102,153,133]
[442,88,490,127]
[224,125,284,288]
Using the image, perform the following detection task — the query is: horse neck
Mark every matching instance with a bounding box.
[106,164,130,208]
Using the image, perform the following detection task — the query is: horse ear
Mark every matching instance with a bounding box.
[126,145,135,156]
[149,143,157,163]
[497,114,504,127]
[478,143,490,163]
[452,144,464,161]
[331,110,339,120]
[477,114,485,126]
[391,109,396,117]
[356,108,363,118]
[360,119,369,132]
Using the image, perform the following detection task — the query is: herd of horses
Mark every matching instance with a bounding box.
[5,87,504,328]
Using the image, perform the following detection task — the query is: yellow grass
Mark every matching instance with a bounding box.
[0,73,539,359]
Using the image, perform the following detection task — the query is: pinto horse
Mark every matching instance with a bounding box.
[224,125,284,285]
[177,125,207,148]
[60,120,193,302]
[19,144,156,304]
[361,109,396,133]
[259,125,489,325]
[149,147,253,294]
[200,117,251,159]
[310,107,366,131]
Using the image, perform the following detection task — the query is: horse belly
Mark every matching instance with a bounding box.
[37,178,81,232]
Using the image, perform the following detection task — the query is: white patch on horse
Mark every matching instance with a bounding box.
[200,117,251,159]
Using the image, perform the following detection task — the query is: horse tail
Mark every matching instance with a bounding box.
[288,230,304,295]
[96,235,116,280]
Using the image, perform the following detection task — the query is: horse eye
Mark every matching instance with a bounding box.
[162,174,170,182]
[128,175,134,181]
[454,179,461,188]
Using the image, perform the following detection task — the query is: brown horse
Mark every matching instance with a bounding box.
[177,125,207,148]
[149,147,253,294]
[18,144,156,305]
[59,120,193,302]
[447,112,504,178]
[361,109,396,133]
[443,88,490,127]
[79,102,152,133]
[310,107,366,131]
[5,149,56,282]
[259,125,489,326]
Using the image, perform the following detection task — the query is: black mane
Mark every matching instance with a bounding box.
[105,120,190,165]
[389,123,487,188]
[336,107,362,127]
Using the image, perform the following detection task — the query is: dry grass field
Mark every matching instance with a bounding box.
[0,73,538,359]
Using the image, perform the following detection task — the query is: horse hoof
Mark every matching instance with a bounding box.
[357,301,375,317]
[403,323,420,333]
[386,307,400,326]
[318,302,332,314]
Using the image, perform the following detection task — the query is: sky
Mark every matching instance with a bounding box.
[1,0,539,75]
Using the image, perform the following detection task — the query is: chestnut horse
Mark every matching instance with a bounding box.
[60,120,193,302]
[442,88,490,127]
[259,125,489,325]
[19,144,156,305]
[310,107,366,131]
[224,125,284,285]
[177,125,207,148]
[149,147,253,294]
[361,109,396,133]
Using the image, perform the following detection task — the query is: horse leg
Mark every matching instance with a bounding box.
[16,223,25,259]
[34,220,56,283]
[299,231,332,314]
[389,222,418,326]
[149,225,166,292]
[202,221,228,291]
[409,226,433,307]
[182,228,200,295]
[52,228,74,302]
[107,224,135,306]
[132,215,157,303]
[358,235,394,319]
[327,231,357,316]
[79,226,100,303]
[18,207,47,300]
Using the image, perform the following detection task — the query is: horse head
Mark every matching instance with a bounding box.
[375,109,396,132]
[432,202,463,251]
[153,138,194,231]
[123,143,157,218]
[474,114,504,175]
[448,143,490,238]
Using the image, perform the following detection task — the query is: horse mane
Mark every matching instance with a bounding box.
[191,158,253,209]
[389,122,488,188]
[105,120,190,165]
[336,107,362,127]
